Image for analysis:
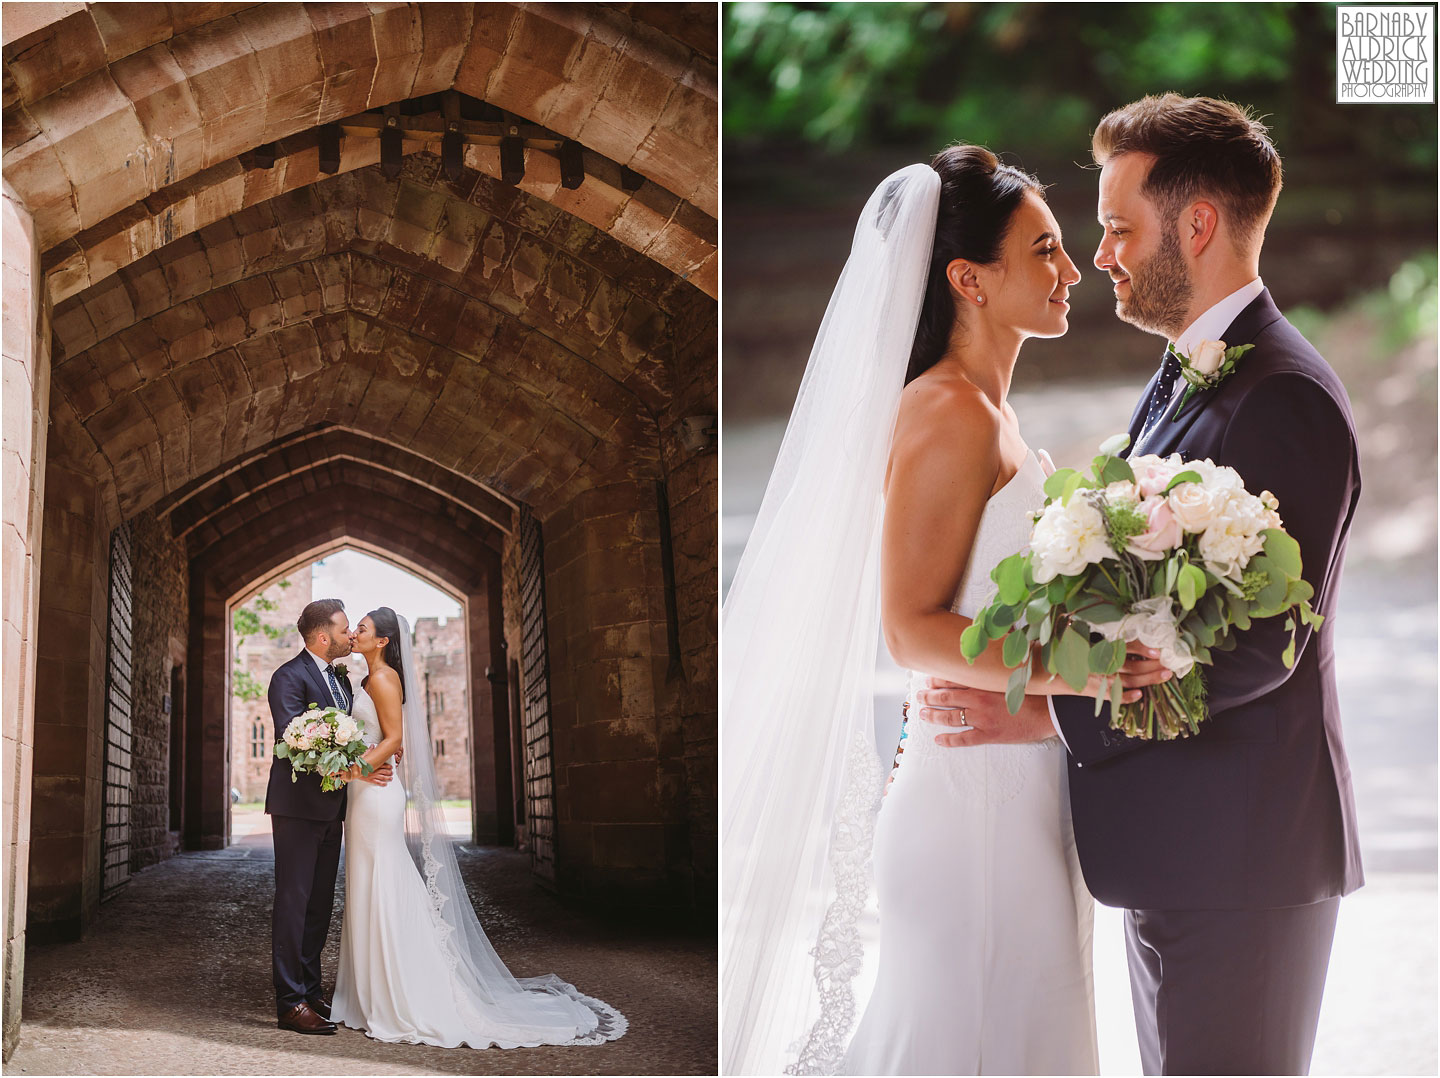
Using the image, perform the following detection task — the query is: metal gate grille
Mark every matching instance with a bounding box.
[517,507,555,882]
[102,519,134,900]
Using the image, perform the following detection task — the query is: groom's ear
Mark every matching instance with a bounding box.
[1183,200,1220,258]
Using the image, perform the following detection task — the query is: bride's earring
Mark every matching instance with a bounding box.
[976,294,985,305]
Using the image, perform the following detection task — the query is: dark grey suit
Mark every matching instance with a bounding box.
[1054,290,1363,1074]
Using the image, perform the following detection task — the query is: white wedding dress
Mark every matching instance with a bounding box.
[841,451,1099,1075]
[332,685,626,1049]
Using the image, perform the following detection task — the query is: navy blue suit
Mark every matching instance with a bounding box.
[1054,291,1363,1073]
[264,649,351,1016]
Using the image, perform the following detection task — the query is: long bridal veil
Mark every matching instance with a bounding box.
[393,615,626,1046]
[721,164,940,1075]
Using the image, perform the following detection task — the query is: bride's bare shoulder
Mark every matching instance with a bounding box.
[893,373,999,455]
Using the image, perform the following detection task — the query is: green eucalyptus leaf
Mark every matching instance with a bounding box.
[1164,469,1203,493]
[1002,629,1029,668]
[1098,455,1135,485]
[1177,563,1206,610]
[1061,471,1086,506]
[1284,578,1315,607]
[1261,529,1303,578]
[996,554,1028,606]
[991,603,1018,631]
[960,622,987,663]
[1043,468,1079,501]
[1005,661,1029,716]
[1282,617,1297,667]
[1038,612,1054,646]
[1055,626,1091,693]
[1163,556,1180,596]
[1085,602,1125,623]
[1047,577,1069,604]
[1099,432,1131,457]
[1026,595,1051,624]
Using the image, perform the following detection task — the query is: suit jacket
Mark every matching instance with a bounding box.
[1054,290,1364,911]
[263,649,352,821]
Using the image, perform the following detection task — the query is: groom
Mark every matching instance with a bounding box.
[265,598,393,1035]
[920,94,1362,1075]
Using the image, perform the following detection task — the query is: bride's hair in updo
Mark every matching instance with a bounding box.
[365,606,407,704]
[906,145,1046,384]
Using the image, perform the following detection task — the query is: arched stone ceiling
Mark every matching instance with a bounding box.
[194,477,505,600]
[3,3,717,283]
[47,154,711,522]
[162,426,515,541]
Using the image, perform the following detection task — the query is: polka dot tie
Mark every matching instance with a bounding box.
[1143,348,1183,438]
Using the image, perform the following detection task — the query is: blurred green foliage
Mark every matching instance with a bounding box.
[1291,253,1439,358]
[724,2,1435,172]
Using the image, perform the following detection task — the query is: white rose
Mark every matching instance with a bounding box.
[1104,479,1139,505]
[333,716,359,745]
[1190,340,1227,376]
[1198,520,1267,577]
[1167,481,1223,533]
[284,723,313,752]
[1031,495,1114,582]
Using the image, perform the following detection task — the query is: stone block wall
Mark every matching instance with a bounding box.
[662,303,719,910]
[127,511,188,870]
[412,616,473,801]
[29,458,109,943]
[3,179,51,1060]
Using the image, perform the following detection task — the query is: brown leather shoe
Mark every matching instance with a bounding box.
[307,993,332,1021]
[277,1001,337,1035]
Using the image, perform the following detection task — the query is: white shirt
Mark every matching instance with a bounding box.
[1047,278,1263,753]
[1168,277,1264,402]
[307,647,345,709]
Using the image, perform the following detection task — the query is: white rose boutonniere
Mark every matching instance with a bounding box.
[1170,339,1255,421]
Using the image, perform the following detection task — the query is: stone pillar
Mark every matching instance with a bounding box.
[185,570,229,850]
[539,479,690,906]
[2,180,50,1060]
[28,458,108,945]
[466,550,512,845]
[663,306,719,913]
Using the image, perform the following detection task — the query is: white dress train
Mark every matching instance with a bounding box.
[332,686,626,1049]
[841,451,1098,1075]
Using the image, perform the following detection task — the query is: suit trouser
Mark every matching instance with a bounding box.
[271,813,343,1016]
[1125,898,1341,1075]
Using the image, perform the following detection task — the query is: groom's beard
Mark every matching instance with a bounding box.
[327,638,353,660]
[1114,229,1193,339]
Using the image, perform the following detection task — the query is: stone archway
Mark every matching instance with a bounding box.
[3,4,716,1060]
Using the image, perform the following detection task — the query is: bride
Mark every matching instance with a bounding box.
[721,147,1163,1075]
[330,606,626,1049]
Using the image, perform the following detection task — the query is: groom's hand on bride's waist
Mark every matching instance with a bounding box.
[356,762,395,786]
[914,679,1055,747]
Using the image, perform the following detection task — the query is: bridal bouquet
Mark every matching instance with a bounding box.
[275,703,372,791]
[961,435,1323,739]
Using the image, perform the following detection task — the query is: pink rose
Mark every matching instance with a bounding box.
[1130,453,1183,499]
[1127,499,1183,560]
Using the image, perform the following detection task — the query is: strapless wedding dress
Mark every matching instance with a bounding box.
[332,687,625,1049]
[842,451,1098,1075]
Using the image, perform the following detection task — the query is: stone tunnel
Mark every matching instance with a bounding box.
[1,2,717,1060]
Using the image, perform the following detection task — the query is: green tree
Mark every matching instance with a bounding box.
[231,580,295,703]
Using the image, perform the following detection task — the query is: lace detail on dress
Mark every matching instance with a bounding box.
[785,731,887,1075]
